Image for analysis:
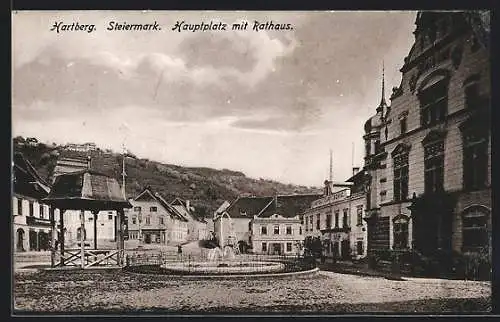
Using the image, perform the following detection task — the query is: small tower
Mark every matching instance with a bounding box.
[376,61,388,115]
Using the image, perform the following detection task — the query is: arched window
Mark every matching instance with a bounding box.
[462,206,489,251]
[418,70,450,126]
[17,228,25,251]
[393,215,410,250]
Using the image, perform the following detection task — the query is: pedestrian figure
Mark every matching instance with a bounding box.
[177,244,182,260]
[54,240,59,251]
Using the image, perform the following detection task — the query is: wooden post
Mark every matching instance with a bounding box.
[49,206,55,268]
[93,211,98,250]
[116,209,122,266]
[60,209,65,266]
[80,209,85,269]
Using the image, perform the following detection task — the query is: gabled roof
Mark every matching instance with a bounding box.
[258,194,322,218]
[132,188,188,222]
[13,152,51,199]
[170,197,207,223]
[223,194,322,219]
[154,193,188,222]
[225,196,274,219]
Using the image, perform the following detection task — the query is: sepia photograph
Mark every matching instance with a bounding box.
[11,10,492,314]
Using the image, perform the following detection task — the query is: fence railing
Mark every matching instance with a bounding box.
[124,251,317,275]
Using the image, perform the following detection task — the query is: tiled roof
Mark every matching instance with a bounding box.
[225,196,274,219]
[259,194,323,218]
[171,198,207,223]
[153,192,189,222]
[43,169,131,210]
[13,153,50,199]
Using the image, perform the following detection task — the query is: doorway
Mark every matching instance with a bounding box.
[16,228,25,251]
[144,234,151,244]
[272,243,282,255]
[341,240,350,260]
[29,230,38,251]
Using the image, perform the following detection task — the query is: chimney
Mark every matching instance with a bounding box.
[87,156,91,170]
[352,167,360,176]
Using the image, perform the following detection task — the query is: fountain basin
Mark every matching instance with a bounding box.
[161,261,285,275]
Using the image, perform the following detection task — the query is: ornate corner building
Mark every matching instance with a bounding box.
[363,12,491,260]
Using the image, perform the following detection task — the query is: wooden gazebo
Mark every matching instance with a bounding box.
[43,169,132,269]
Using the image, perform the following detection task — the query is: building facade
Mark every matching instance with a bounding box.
[303,169,368,260]
[363,12,491,261]
[170,198,209,241]
[251,213,304,255]
[126,188,188,245]
[215,194,321,253]
[13,153,60,252]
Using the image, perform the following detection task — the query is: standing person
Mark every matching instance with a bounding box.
[177,244,182,260]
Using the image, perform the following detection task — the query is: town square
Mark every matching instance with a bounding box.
[12,10,491,314]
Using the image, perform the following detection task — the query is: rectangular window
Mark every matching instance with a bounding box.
[299,226,302,235]
[88,216,93,221]
[17,199,23,216]
[334,210,339,228]
[419,81,448,126]
[108,214,113,220]
[400,117,407,135]
[316,214,320,230]
[159,217,164,225]
[465,83,480,109]
[342,209,349,228]
[262,242,267,252]
[309,216,313,231]
[357,205,363,226]
[29,202,34,217]
[393,218,409,249]
[261,226,267,235]
[146,216,151,225]
[134,206,141,212]
[286,226,292,235]
[393,152,409,202]
[463,129,488,190]
[357,241,364,255]
[424,141,445,194]
[39,205,44,219]
[274,226,280,235]
[150,206,157,212]
[326,214,332,228]
[132,217,137,224]
[305,216,309,232]
[286,242,292,252]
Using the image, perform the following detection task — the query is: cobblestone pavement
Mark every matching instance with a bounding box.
[13,269,491,313]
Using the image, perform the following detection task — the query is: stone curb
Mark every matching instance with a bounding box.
[125,267,320,280]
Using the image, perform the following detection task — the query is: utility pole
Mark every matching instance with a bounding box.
[329,149,333,182]
[121,143,127,199]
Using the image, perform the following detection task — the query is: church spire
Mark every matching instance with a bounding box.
[377,62,387,113]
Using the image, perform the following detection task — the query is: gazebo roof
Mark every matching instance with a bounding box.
[43,169,132,211]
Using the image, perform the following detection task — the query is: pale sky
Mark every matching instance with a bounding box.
[12,11,417,187]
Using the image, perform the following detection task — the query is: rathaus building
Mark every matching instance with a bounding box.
[362,12,490,271]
